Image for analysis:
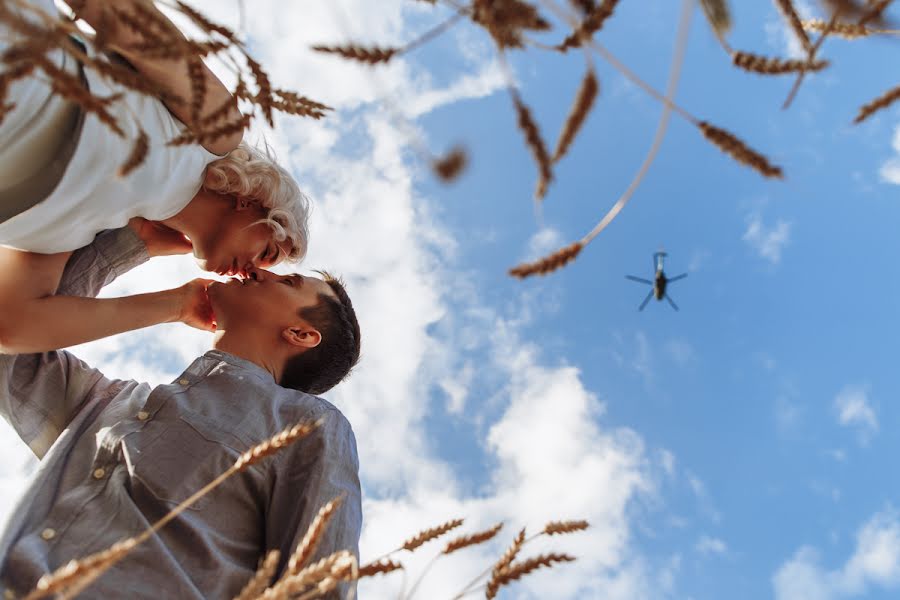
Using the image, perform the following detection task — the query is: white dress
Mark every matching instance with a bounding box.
[0,0,220,254]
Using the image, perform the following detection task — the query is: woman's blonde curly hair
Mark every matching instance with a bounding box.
[202,142,310,262]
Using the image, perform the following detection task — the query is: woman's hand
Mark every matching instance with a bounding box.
[129,217,193,257]
[176,278,216,332]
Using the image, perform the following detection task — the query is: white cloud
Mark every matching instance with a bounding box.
[743,214,791,264]
[696,536,727,556]
[879,124,900,185]
[834,385,878,444]
[774,508,900,600]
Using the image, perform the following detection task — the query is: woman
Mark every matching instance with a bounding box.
[0,0,309,353]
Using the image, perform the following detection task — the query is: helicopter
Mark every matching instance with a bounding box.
[625,251,687,311]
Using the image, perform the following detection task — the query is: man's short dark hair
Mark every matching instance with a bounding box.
[279,271,361,395]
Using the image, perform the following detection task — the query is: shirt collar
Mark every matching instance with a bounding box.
[183,349,276,383]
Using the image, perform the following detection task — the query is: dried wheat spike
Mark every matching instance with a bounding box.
[187,57,206,124]
[246,56,274,127]
[487,553,576,598]
[858,0,892,26]
[485,531,528,598]
[511,91,553,200]
[570,0,596,14]
[553,69,599,163]
[274,89,331,111]
[232,420,321,471]
[698,0,732,36]
[509,241,584,279]
[358,559,403,578]
[232,550,280,600]
[37,57,125,137]
[26,539,137,600]
[443,523,503,555]
[493,528,526,576]
[312,45,397,64]
[432,146,468,182]
[259,551,355,599]
[174,0,239,42]
[472,0,551,49]
[801,18,871,38]
[774,0,813,53]
[167,113,251,148]
[542,520,590,535]
[401,518,465,551]
[117,129,149,177]
[698,122,783,178]
[854,83,900,123]
[286,496,344,575]
[557,0,620,51]
[731,51,829,74]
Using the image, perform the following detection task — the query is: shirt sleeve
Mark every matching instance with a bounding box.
[266,407,363,599]
[0,227,149,457]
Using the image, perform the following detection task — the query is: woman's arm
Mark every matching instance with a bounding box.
[73,0,244,156]
[0,246,214,354]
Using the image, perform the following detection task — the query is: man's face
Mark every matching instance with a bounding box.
[207,269,335,335]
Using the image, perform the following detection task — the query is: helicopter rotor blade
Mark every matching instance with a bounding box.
[667,273,688,283]
[626,275,653,285]
[638,290,654,311]
[664,294,680,311]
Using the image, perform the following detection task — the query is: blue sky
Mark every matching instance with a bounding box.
[3,1,900,598]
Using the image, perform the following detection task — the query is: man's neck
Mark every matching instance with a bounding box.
[211,330,284,382]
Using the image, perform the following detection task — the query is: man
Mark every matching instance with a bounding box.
[0,223,362,599]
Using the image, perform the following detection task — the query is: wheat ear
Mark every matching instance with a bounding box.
[552,68,599,163]
[232,551,280,600]
[854,83,900,124]
[286,496,345,575]
[698,122,783,178]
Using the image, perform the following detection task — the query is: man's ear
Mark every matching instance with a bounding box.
[282,326,322,349]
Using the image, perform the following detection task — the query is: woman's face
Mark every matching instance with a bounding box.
[193,203,288,276]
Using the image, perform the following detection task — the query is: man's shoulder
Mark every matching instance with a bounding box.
[278,391,354,437]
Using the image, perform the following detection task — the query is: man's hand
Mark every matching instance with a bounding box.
[129,217,193,257]
[176,279,216,332]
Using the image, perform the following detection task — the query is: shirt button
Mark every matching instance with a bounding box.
[137,410,150,421]
[178,378,189,386]
[40,528,55,541]
[92,468,106,480]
